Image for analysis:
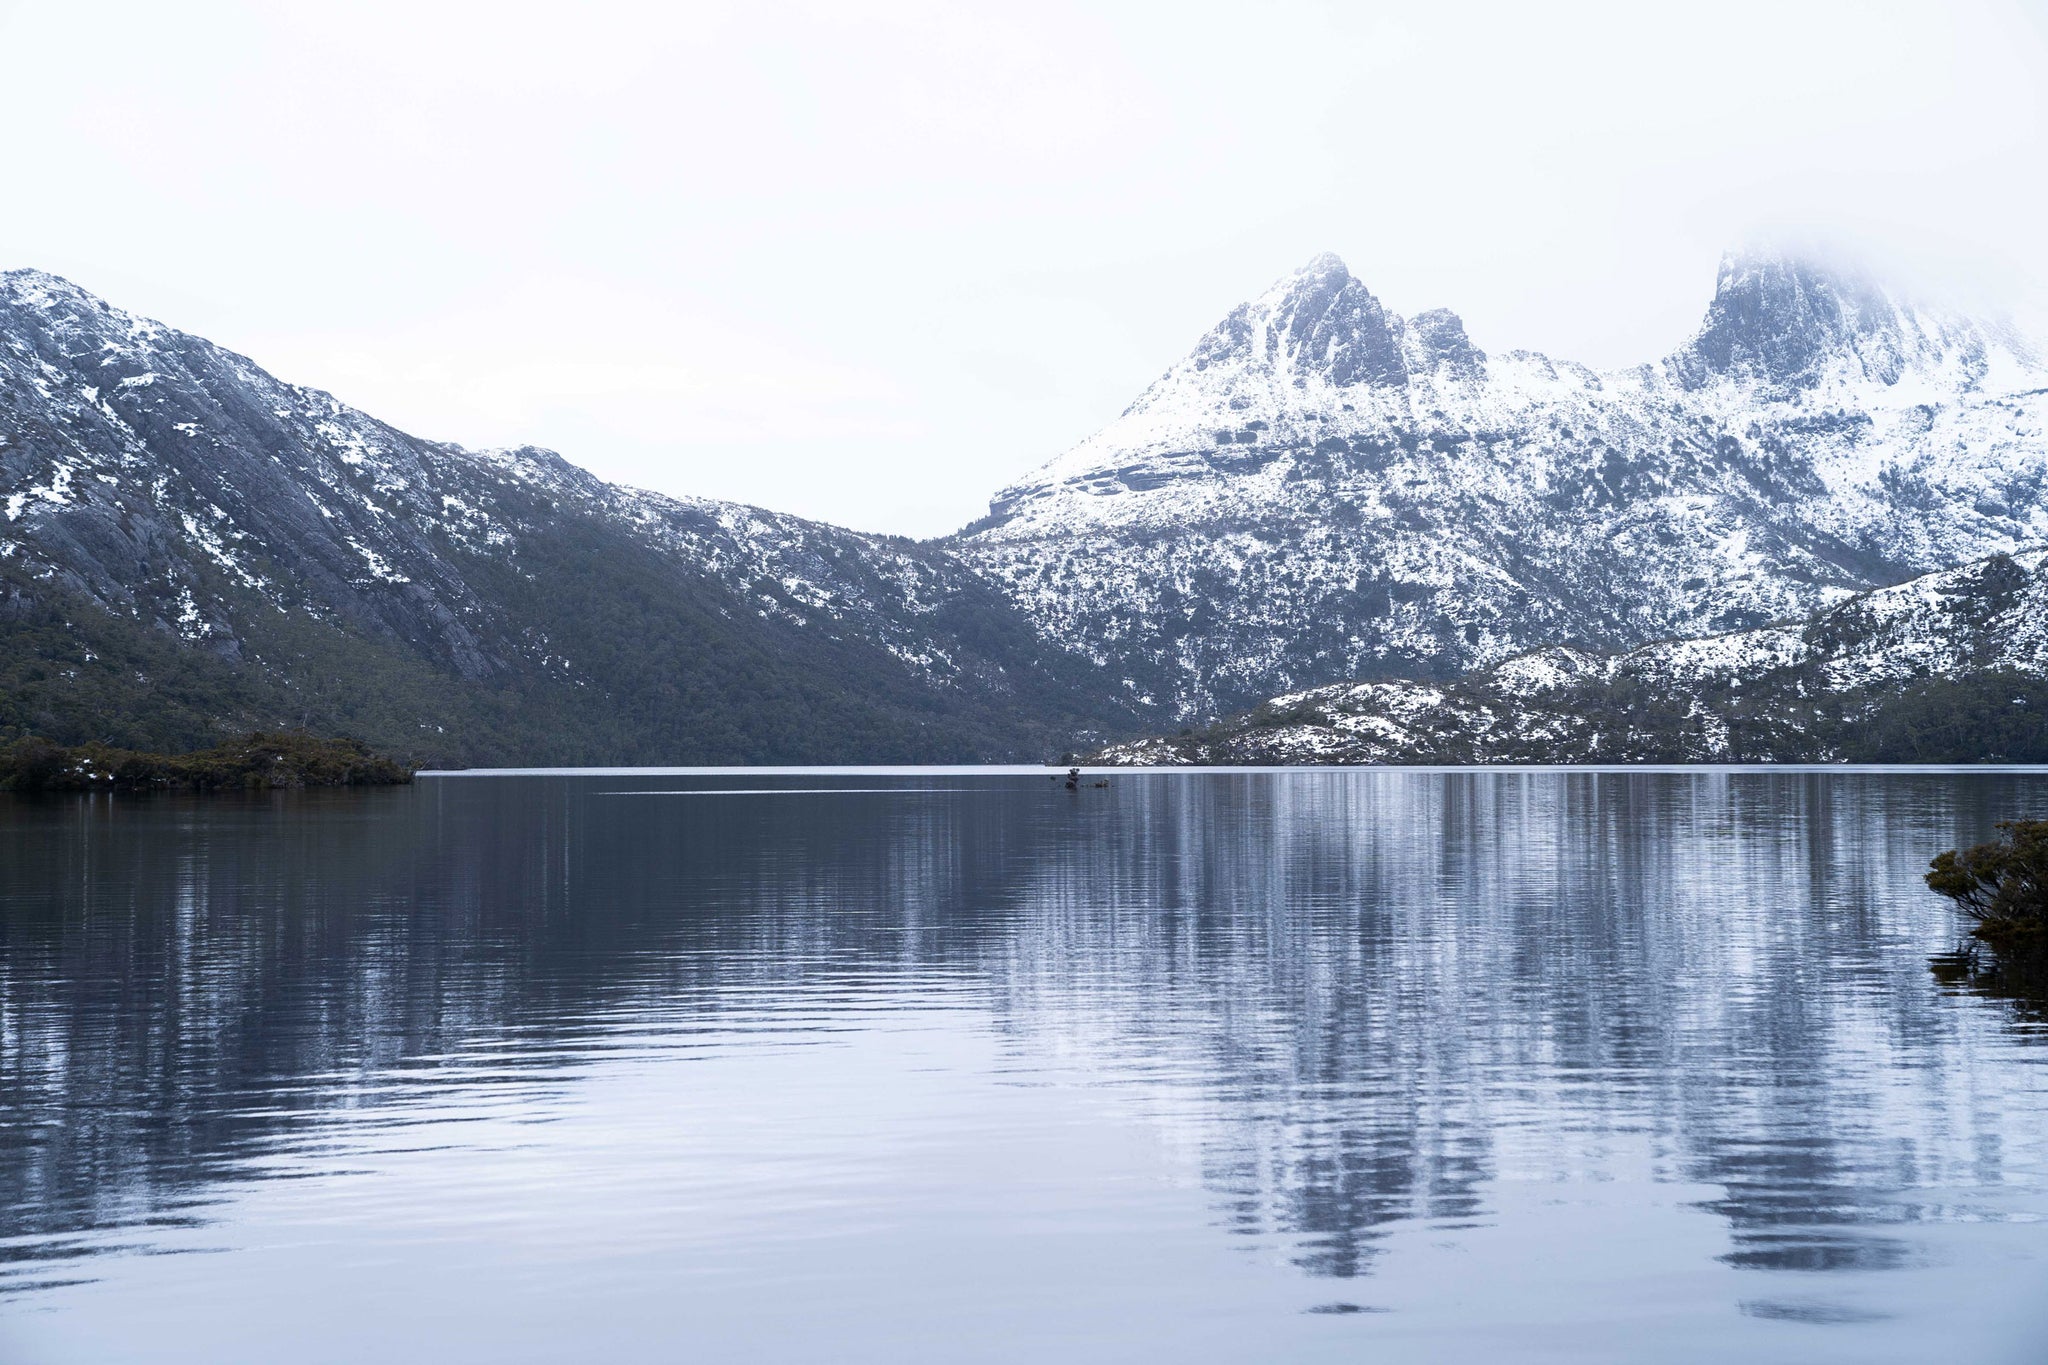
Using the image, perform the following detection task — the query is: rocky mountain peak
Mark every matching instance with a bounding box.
[1,270,177,373]
[1670,246,1982,390]
[1404,307,1485,379]
[1267,254,1409,388]
[0,266,76,294]
[1,268,112,320]
[1302,250,1349,274]
[1186,253,1409,389]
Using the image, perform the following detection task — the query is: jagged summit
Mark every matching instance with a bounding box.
[1405,307,1485,379]
[0,271,198,387]
[1186,252,1410,388]
[1667,243,2043,395]
[1180,252,1493,391]
[0,268,105,308]
[1679,247,1916,388]
[1124,245,2037,445]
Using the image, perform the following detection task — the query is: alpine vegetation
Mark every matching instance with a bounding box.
[1092,550,2048,765]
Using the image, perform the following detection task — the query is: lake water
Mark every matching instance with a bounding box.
[2,768,2046,1363]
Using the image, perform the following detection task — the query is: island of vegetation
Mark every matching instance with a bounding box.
[0,732,415,793]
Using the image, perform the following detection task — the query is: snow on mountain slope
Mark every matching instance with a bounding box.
[0,270,1141,761]
[10,249,2042,765]
[1095,549,2048,766]
[957,249,2048,719]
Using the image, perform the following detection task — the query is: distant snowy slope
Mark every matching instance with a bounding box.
[957,249,2048,718]
[1095,549,2048,765]
[0,270,1142,762]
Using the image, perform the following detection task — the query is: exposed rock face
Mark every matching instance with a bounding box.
[1679,251,1949,389]
[957,249,2048,720]
[1094,549,2048,766]
[0,270,1142,763]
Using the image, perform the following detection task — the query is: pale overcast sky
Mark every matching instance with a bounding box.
[3,1,2042,535]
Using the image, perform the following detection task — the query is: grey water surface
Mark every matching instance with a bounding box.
[2,768,2046,1363]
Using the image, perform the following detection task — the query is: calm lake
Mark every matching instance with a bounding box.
[2,768,2045,1363]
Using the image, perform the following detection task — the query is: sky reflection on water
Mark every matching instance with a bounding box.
[2,769,2046,1363]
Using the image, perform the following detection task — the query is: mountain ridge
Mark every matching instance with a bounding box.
[0,269,1147,764]
[953,247,2048,718]
[5,249,2045,765]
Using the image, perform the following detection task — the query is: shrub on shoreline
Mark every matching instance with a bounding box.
[0,733,414,793]
[1926,820,2048,948]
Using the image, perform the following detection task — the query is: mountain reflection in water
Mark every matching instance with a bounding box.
[2,770,2046,1364]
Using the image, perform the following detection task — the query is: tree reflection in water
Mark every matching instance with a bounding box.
[1,770,2045,1313]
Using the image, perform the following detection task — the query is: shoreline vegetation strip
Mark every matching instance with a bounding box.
[0,732,413,792]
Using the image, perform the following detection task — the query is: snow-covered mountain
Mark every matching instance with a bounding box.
[1093,549,2048,765]
[7,249,2044,766]
[957,249,2048,719]
[0,270,1142,763]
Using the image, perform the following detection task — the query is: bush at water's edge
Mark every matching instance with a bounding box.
[1927,821,2048,1016]
[1928,820,2048,950]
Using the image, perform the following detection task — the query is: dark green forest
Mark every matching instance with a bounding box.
[0,516,1135,769]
